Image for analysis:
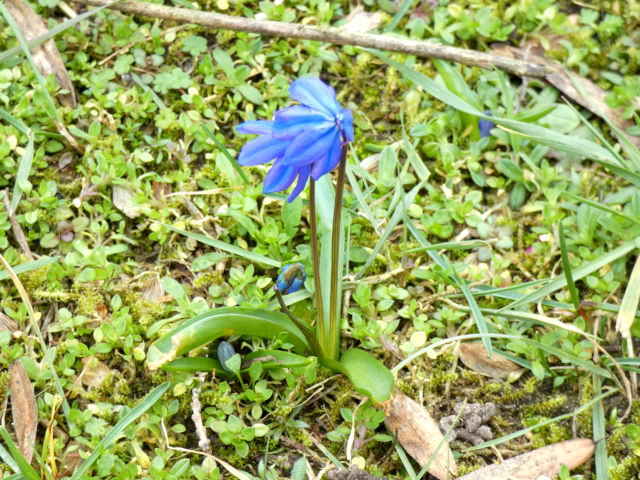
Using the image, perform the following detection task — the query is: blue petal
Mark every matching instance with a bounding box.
[238,135,288,166]
[289,77,339,117]
[287,165,310,202]
[311,129,341,180]
[272,106,332,140]
[263,160,298,193]
[236,120,273,135]
[340,108,354,142]
[281,125,336,167]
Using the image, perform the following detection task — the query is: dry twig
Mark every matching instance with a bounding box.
[73,0,552,78]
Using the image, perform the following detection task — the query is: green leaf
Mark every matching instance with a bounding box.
[241,349,315,370]
[182,35,208,56]
[213,49,235,78]
[338,349,394,403]
[192,252,231,272]
[237,83,263,104]
[147,307,310,370]
[163,356,226,373]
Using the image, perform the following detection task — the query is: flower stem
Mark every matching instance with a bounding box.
[328,146,348,360]
[274,287,323,357]
[309,179,326,355]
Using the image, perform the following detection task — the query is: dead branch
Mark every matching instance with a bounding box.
[73,0,553,78]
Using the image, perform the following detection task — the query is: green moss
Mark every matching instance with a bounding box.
[0,371,9,403]
[609,454,640,480]
[577,376,594,438]
[501,376,539,402]
[525,394,567,416]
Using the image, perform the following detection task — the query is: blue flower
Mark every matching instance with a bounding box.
[276,262,306,294]
[478,110,495,138]
[237,77,354,202]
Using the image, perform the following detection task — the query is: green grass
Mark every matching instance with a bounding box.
[0,0,640,478]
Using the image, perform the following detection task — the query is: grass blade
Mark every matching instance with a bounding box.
[385,0,416,32]
[0,256,58,281]
[562,190,640,225]
[558,223,580,310]
[0,107,29,135]
[0,1,115,65]
[71,382,170,480]
[0,428,39,480]
[371,50,619,164]
[0,4,60,122]
[202,123,250,185]
[404,214,492,354]
[158,222,280,268]
[592,375,608,480]
[354,181,423,280]
[615,252,640,339]
[502,238,640,311]
[11,129,34,214]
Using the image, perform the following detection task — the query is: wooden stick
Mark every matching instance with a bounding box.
[73,0,553,78]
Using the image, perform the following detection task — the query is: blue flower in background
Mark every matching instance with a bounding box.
[276,262,306,294]
[478,110,495,138]
[237,77,354,202]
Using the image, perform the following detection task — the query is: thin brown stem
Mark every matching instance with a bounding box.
[328,147,348,360]
[309,179,325,353]
[74,0,552,78]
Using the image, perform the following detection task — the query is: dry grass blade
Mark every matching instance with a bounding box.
[383,391,457,480]
[9,361,38,464]
[5,0,76,108]
[457,438,595,480]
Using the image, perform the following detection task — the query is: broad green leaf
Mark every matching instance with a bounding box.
[241,349,315,369]
[338,348,394,403]
[316,174,343,359]
[163,356,225,373]
[147,307,309,370]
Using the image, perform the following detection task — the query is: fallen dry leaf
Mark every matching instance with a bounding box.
[112,184,142,218]
[81,356,113,388]
[383,391,457,480]
[5,0,76,108]
[9,360,38,464]
[340,6,384,33]
[141,275,168,303]
[459,342,522,379]
[0,311,18,333]
[457,438,595,480]
[492,42,640,150]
